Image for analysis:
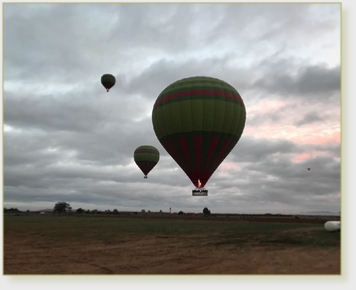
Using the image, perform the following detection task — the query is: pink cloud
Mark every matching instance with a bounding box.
[244,126,340,146]
[217,162,242,175]
[248,100,289,116]
[244,99,340,146]
[290,131,340,145]
[292,153,311,162]
[291,150,333,163]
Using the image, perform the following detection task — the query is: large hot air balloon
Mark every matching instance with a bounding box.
[152,76,246,191]
[134,145,160,178]
[101,74,116,92]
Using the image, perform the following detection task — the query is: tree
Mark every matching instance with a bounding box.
[4,208,20,213]
[76,208,84,214]
[53,202,71,215]
[178,211,184,215]
[203,207,211,216]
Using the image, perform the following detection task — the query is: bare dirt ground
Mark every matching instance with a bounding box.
[4,216,340,275]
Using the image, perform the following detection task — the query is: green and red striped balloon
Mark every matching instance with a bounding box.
[152,76,246,188]
[134,145,160,178]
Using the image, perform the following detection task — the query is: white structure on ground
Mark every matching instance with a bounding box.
[324,221,340,232]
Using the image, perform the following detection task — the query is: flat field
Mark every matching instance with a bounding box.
[4,214,340,275]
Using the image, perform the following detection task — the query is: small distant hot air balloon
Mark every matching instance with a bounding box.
[308,168,311,171]
[134,145,160,178]
[152,76,246,192]
[101,74,116,92]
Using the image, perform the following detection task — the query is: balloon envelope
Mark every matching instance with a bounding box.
[152,76,246,188]
[134,145,160,178]
[101,74,116,92]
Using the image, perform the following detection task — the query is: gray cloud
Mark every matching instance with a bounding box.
[296,111,323,126]
[252,64,340,98]
[3,3,340,214]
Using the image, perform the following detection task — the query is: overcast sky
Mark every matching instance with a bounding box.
[3,2,341,214]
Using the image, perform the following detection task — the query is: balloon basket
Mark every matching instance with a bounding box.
[192,188,208,196]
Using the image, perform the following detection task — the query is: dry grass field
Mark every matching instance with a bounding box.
[4,213,340,275]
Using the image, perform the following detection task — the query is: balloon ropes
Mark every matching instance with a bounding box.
[134,145,160,179]
[101,74,116,92]
[152,76,246,195]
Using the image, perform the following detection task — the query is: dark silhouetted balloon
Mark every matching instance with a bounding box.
[101,74,116,92]
[152,76,246,188]
[134,145,160,178]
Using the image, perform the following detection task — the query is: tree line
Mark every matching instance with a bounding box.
[4,202,212,216]
[53,202,212,216]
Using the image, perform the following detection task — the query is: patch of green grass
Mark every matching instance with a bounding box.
[4,215,340,248]
[256,228,340,248]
